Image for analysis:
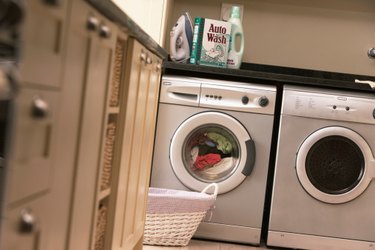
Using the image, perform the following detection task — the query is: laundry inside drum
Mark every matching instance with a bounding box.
[182,124,240,182]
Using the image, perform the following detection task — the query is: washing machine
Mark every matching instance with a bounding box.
[268,85,375,250]
[150,75,276,244]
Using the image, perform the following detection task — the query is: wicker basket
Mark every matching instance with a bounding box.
[143,183,218,246]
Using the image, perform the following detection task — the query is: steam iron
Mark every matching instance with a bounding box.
[170,12,193,63]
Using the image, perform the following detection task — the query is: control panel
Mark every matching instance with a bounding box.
[200,83,275,114]
[160,75,276,115]
[282,87,375,124]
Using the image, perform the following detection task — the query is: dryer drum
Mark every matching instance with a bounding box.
[305,135,365,195]
[296,126,375,204]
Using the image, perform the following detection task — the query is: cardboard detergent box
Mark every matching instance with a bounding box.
[190,17,232,68]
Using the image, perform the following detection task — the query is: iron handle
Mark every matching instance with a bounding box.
[87,16,99,31]
[99,24,111,38]
[19,208,36,233]
[31,95,49,119]
[368,48,375,59]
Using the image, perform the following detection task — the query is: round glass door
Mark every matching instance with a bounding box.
[170,112,255,194]
[183,124,239,183]
[296,126,374,204]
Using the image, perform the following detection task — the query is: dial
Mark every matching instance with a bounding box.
[258,96,269,107]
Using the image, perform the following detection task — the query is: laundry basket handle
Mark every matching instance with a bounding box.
[201,183,219,197]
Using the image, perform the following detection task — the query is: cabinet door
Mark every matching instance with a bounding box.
[7,87,59,204]
[19,0,68,88]
[111,38,162,250]
[133,51,162,247]
[5,195,52,250]
[66,1,117,249]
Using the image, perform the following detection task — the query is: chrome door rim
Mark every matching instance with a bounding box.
[170,112,251,194]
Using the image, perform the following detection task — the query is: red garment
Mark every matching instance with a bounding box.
[194,153,221,170]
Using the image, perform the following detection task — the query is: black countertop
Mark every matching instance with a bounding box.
[86,0,168,59]
[163,61,375,94]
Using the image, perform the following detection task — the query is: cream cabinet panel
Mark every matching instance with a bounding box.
[19,0,68,88]
[7,87,59,204]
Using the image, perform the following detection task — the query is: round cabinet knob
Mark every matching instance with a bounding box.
[258,96,269,107]
[87,16,99,31]
[155,62,162,72]
[146,56,152,65]
[19,208,36,233]
[368,48,375,59]
[241,96,249,105]
[31,95,49,119]
[99,24,111,38]
[140,51,147,62]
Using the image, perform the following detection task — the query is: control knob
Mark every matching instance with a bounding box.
[258,96,269,107]
[241,96,249,105]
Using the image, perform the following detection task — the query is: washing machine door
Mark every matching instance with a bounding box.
[170,111,255,194]
[296,126,375,204]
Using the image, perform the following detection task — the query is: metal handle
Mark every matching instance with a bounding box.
[99,24,111,38]
[368,48,375,59]
[87,16,99,31]
[43,0,60,6]
[19,208,36,233]
[31,96,49,119]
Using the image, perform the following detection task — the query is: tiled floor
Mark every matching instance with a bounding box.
[143,239,275,249]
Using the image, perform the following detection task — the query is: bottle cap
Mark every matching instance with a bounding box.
[230,6,240,18]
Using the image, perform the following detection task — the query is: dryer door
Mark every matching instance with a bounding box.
[296,126,375,204]
[170,111,255,194]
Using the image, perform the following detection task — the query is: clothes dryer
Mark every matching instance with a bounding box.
[268,85,375,250]
[150,75,276,244]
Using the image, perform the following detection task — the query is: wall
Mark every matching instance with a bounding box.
[166,0,375,76]
[112,0,167,44]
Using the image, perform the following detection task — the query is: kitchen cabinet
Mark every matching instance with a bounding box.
[109,38,162,250]
[1,0,164,249]
[65,1,117,249]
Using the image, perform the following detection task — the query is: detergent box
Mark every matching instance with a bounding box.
[190,17,232,68]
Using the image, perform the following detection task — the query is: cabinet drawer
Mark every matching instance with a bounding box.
[7,87,59,204]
